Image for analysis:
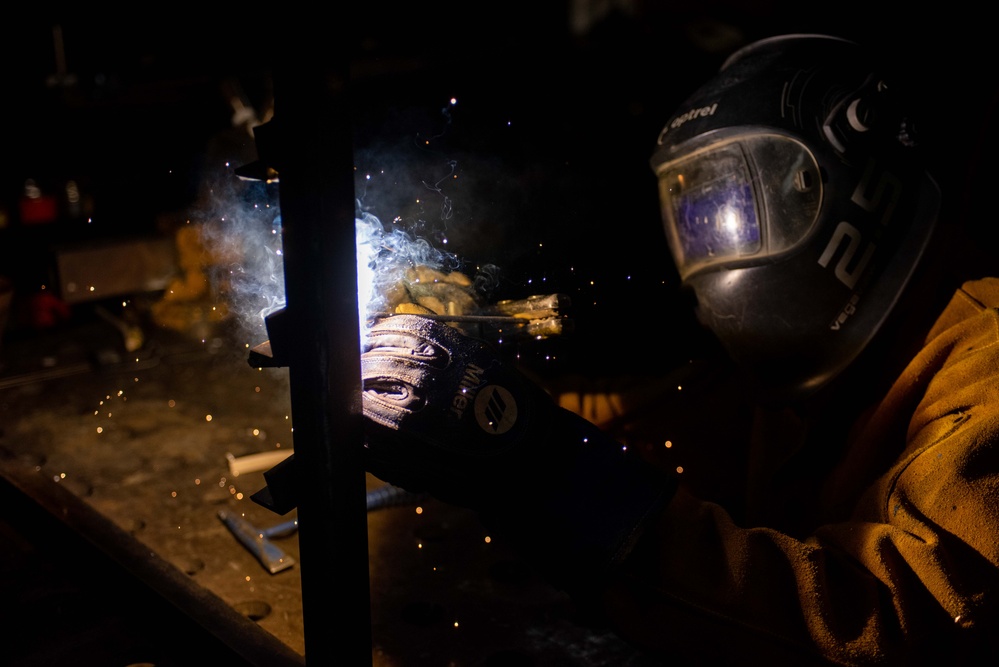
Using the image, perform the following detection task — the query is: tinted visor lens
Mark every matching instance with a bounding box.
[657,142,760,277]
[655,134,821,279]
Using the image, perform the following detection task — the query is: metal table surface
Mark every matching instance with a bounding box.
[0,316,651,666]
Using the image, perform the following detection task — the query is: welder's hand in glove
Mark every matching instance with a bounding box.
[361,314,677,593]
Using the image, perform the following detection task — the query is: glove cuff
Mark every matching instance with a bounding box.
[482,407,677,598]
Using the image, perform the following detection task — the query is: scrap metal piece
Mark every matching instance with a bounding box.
[218,509,296,574]
[226,449,294,477]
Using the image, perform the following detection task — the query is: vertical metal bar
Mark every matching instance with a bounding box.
[271,31,372,666]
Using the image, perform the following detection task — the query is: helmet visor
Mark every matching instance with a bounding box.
[655,133,822,279]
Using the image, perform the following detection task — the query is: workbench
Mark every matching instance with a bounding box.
[0,315,650,665]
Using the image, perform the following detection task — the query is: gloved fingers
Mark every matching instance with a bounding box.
[366,314,479,354]
[361,354,434,388]
[362,371,425,426]
[362,330,442,361]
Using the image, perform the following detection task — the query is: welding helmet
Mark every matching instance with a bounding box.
[650,34,940,403]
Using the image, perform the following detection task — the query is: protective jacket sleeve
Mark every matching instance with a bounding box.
[596,278,999,666]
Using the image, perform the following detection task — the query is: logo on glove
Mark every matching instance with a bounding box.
[474,385,518,435]
[450,362,518,435]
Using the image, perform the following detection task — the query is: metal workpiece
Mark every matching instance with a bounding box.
[218,485,426,575]
[218,509,296,575]
[262,28,372,665]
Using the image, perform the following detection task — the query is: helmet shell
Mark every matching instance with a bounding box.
[650,34,940,402]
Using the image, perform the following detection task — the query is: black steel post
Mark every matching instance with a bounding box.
[270,30,372,665]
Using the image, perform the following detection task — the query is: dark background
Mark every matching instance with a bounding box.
[1,4,997,666]
[2,2,996,378]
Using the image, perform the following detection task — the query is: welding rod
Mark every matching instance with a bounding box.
[260,485,429,539]
[370,313,544,325]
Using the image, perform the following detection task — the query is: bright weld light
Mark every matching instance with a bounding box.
[722,207,739,234]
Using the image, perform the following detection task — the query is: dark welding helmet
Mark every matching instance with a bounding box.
[650,34,940,403]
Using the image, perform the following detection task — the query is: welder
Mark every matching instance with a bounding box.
[360,34,999,665]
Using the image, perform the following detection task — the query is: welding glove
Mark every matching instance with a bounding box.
[361,314,676,593]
